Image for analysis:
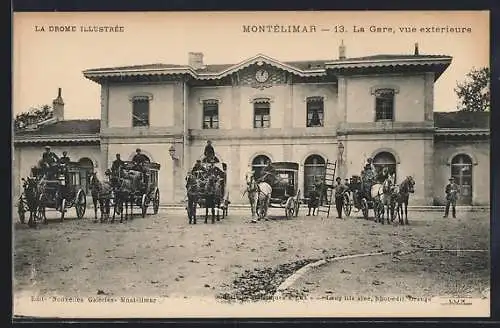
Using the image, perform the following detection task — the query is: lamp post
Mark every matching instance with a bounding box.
[338,141,345,178]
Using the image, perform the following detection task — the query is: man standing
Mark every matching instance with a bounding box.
[444,177,459,218]
[334,177,347,219]
[203,140,219,163]
[111,153,124,177]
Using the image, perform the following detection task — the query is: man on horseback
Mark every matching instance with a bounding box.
[258,162,277,185]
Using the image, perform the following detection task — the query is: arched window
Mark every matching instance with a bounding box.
[451,154,473,205]
[78,157,94,194]
[373,152,397,181]
[304,155,326,194]
[252,155,271,179]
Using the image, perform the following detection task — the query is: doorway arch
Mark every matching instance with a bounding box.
[373,151,397,181]
[451,153,473,205]
[251,155,271,180]
[78,157,94,194]
[304,154,326,194]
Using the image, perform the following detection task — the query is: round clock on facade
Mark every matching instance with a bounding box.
[255,69,269,83]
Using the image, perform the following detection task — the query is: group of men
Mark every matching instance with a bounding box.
[109,148,150,184]
[36,146,71,179]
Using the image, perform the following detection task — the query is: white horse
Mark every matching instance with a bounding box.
[244,171,272,222]
[370,174,395,224]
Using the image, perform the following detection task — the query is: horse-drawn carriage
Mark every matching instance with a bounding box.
[268,162,301,218]
[246,161,301,221]
[185,162,228,224]
[17,161,87,224]
[116,161,161,218]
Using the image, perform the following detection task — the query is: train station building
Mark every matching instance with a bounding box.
[13,44,490,206]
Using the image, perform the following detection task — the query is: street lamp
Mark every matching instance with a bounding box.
[338,141,345,178]
[168,145,179,161]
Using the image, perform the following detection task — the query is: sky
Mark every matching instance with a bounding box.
[13,11,489,119]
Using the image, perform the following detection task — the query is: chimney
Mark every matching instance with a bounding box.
[414,42,419,55]
[339,40,346,60]
[52,87,64,121]
[188,52,205,70]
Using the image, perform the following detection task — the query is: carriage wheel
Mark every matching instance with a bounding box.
[75,190,86,219]
[60,199,66,222]
[17,194,26,224]
[141,194,148,218]
[152,189,160,215]
[343,193,352,217]
[361,198,369,219]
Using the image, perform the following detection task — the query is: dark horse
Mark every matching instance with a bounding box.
[89,171,114,223]
[203,174,220,224]
[20,175,46,226]
[114,171,141,223]
[393,176,415,225]
[186,173,200,224]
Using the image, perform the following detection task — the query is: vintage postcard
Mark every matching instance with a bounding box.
[12,11,490,318]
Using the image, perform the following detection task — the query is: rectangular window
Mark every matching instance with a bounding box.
[202,101,219,129]
[132,98,150,127]
[374,89,394,121]
[254,102,270,128]
[306,98,324,127]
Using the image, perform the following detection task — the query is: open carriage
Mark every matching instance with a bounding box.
[35,162,87,222]
[267,162,301,218]
[346,173,385,220]
[119,161,161,217]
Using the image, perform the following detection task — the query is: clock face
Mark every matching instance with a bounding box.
[255,69,269,83]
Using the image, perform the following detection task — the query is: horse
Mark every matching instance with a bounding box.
[244,171,272,222]
[392,176,415,225]
[203,174,220,224]
[185,173,200,224]
[370,175,395,224]
[89,171,114,223]
[20,176,46,226]
[113,171,141,223]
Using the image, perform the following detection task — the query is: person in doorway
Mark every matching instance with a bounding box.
[444,177,459,218]
[334,177,347,219]
[315,177,328,206]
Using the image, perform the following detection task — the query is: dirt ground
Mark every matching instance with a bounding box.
[13,206,490,302]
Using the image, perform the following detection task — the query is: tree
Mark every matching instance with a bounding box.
[454,67,490,112]
[14,105,53,130]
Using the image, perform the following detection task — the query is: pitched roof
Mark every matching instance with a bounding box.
[83,53,452,83]
[434,111,490,129]
[15,119,100,136]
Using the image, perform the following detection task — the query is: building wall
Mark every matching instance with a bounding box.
[434,139,490,206]
[13,144,100,197]
[107,82,178,128]
[345,74,426,123]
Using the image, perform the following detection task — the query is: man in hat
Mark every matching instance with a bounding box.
[111,153,124,178]
[132,148,149,166]
[203,140,218,163]
[334,177,348,219]
[41,146,59,179]
[59,151,70,165]
[314,176,328,206]
[444,177,460,218]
